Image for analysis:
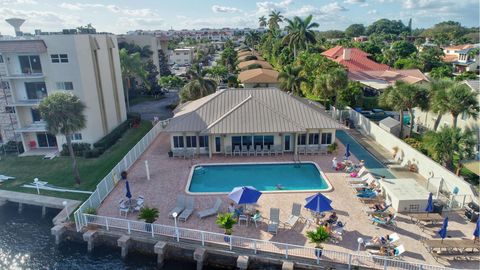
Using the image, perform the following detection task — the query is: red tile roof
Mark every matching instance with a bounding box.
[321,46,390,72]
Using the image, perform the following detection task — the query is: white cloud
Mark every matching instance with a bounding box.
[0,0,37,5]
[344,0,365,4]
[256,0,294,15]
[59,2,157,17]
[319,2,348,13]
[212,5,242,13]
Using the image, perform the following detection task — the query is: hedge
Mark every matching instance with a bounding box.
[60,142,91,157]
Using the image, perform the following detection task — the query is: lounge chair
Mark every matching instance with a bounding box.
[169,195,186,218]
[319,145,328,155]
[297,145,306,155]
[248,146,255,156]
[347,173,375,184]
[348,166,367,178]
[251,212,262,227]
[241,146,248,156]
[225,146,232,156]
[285,203,302,228]
[267,208,280,235]
[233,146,241,156]
[255,145,262,156]
[363,203,391,215]
[133,196,145,212]
[119,199,129,217]
[197,198,222,219]
[179,197,195,222]
[365,232,400,248]
[351,177,377,190]
[262,146,270,156]
[371,215,397,230]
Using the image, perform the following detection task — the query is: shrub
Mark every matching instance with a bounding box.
[1,141,24,154]
[244,55,257,61]
[93,121,130,150]
[83,147,104,159]
[84,207,97,215]
[327,142,338,153]
[216,212,237,235]
[404,137,426,154]
[306,226,330,248]
[138,206,159,223]
[60,142,91,157]
[246,63,262,70]
[127,112,141,124]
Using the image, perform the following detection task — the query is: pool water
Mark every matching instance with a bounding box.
[188,162,330,193]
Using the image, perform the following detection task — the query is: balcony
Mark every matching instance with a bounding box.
[3,72,45,80]
[11,99,42,106]
[15,122,48,133]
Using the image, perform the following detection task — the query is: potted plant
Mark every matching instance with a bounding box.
[216,212,237,242]
[327,142,338,154]
[138,206,159,232]
[306,226,330,257]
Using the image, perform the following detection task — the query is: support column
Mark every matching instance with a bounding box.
[294,133,298,155]
[82,230,98,252]
[282,261,295,270]
[196,133,200,156]
[117,235,131,259]
[193,248,207,270]
[154,241,168,268]
[51,224,66,245]
[208,136,213,158]
[236,255,249,270]
[18,203,23,213]
[42,206,47,218]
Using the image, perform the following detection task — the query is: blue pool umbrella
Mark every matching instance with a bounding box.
[125,180,132,199]
[228,186,262,204]
[344,144,351,159]
[425,193,433,213]
[438,217,449,241]
[304,193,333,213]
[474,219,479,240]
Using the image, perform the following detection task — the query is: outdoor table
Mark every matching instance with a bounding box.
[422,239,480,253]
[124,199,137,211]
[408,213,444,225]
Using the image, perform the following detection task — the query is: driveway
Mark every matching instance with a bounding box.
[130,91,179,121]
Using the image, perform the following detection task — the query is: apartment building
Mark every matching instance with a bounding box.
[168,47,195,66]
[0,33,127,155]
[117,32,168,71]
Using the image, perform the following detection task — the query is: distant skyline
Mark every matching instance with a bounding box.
[0,0,478,35]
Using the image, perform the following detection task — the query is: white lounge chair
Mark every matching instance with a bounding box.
[365,232,399,248]
[347,173,375,184]
[262,146,270,156]
[133,196,145,212]
[351,177,377,190]
[241,146,248,156]
[267,208,280,235]
[179,197,195,222]
[297,145,306,155]
[225,146,232,156]
[233,146,241,156]
[118,199,129,217]
[285,203,302,228]
[346,166,368,178]
[255,145,262,156]
[248,146,255,156]
[197,198,222,219]
[169,195,186,218]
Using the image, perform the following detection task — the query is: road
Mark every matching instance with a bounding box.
[129,91,179,121]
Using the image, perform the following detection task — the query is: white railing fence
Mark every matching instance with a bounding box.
[82,213,457,270]
[73,119,170,231]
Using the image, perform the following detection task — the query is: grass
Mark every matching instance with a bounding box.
[129,95,164,106]
[0,121,153,201]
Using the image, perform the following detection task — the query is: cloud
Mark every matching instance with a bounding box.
[320,2,348,13]
[59,2,157,17]
[344,0,365,4]
[0,0,37,4]
[212,5,242,13]
[256,0,294,15]
[367,9,377,14]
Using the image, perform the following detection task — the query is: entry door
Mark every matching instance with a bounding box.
[36,133,57,147]
[215,136,221,153]
[284,134,291,151]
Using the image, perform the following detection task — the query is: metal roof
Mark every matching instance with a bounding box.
[166,88,342,134]
[0,40,47,54]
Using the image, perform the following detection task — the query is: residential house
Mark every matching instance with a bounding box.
[117,32,169,72]
[0,33,126,155]
[165,88,342,157]
[168,47,195,66]
[238,68,279,88]
[238,60,273,71]
[442,44,479,74]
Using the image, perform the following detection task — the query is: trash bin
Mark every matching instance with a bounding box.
[432,202,444,215]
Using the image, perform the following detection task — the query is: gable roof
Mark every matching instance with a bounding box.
[238,54,265,62]
[238,60,273,70]
[0,40,47,54]
[165,88,342,134]
[349,69,429,89]
[321,46,390,72]
[238,68,279,84]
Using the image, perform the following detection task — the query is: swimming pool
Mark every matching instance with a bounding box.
[186,162,332,194]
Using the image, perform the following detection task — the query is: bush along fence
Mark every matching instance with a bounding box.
[81,214,457,270]
[73,118,170,231]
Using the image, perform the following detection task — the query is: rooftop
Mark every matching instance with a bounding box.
[237,60,273,70]
[321,46,390,72]
[238,68,278,84]
[349,69,429,90]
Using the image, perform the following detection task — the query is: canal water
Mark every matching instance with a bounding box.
[0,202,198,270]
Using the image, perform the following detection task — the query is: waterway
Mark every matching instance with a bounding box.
[0,202,198,270]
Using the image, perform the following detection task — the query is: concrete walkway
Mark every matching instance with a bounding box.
[130,91,179,121]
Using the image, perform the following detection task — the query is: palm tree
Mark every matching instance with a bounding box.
[278,65,306,96]
[180,64,217,102]
[38,92,86,185]
[139,45,153,59]
[282,15,319,59]
[428,79,453,131]
[119,48,146,111]
[268,11,284,31]
[245,31,261,53]
[424,127,476,172]
[325,68,348,108]
[433,81,479,128]
[258,16,267,28]
[313,73,332,108]
[379,81,429,137]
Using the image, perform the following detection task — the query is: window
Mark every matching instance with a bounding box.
[184,53,188,55]
[56,82,74,90]
[263,135,274,148]
[242,135,252,149]
[51,54,68,63]
[231,136,241,150]
[68,133,82,141]
[19,55,42,73]
[31,108,42,122]
[308,133,319,145]
[297,134,306,145]
[198,135,209,148]
[173,136,184,148]
[175,53,180,55]
[321,133,332,144]
[186,136,197,148]
[253,135,263,148]
[5,106,15,113]
[25,82,47,100]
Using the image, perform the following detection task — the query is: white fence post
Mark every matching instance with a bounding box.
[105,217,109,231]
[151,224,154,238]
[229,236,232,250]
[127,220,131,234]
[285,244,288,259]
[383,258,388,270]
[201,231,205,246]
[253,240,257,254]
[145,160,150,181]
[348,254,352,270]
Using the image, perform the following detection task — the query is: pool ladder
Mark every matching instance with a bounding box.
[293,154,301,167]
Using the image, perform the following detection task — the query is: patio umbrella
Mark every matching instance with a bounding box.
[304,193,333,213]
[425,193,433,214]
[473,218,479,241]
[344,144,351,160]
[125,180,132,200]
[228,186,262,205]
[438,217,449,242]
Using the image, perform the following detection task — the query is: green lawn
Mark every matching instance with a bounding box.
[0,121,153,201]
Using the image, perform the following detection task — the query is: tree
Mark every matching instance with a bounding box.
[220,41,238,73]
[258,16,267,28]
[429,65,453,79]
[428,79,454,131]
[295,51,342,96]
[357,42,382,62]
[393,58,421,69]
[366,19,408,36]
[205,65,228,84]
[454,71,478,81]
[337,81,363,108]
[158,75,186,89]
[345,24,365,37]
[418,46,444,72]
[379,81,429,136]
[421,21,468,46]
[282,15,319,59]
[142,60,161,95]
[313,73,331,108]
[391,40,417,58]
[39,93,86,185]
[325,68,349,108]
[119,48,147,111]
[424,127,476,172]
[245,31,261,52]
[180,65,217,102]
[268,11,284,31]
[278,65,306,96]
[158,50,171,76]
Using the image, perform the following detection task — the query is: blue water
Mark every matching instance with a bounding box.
[335,130,396,179]
[188,163,329,193]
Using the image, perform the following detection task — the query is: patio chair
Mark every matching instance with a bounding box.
[233,146,241,156]
[238,214,249,226]
[133,196,145,212]
[297,145,306,155]
[267,208,280,235]
[275,145,283,155]
[118,199,129,217]
[262,146,270,156]
[365,232,399,248]
[251,212,262,227]
[285,203,302,228]
[319,145,328,155]
[371,214,397,230]
[197,198,222,219]
[347,166,367,178]
[393,244,405,258]
[363,203,391,215]
[351,177,377,190]
[347,173,374,184]
[255,145,262,156]
[179,197,195,222]
[248,146,255,156]
[169,195,186,218]
[240,146,248,156]
[225,146,232,156]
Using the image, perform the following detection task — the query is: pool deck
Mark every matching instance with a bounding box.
[97,133,478,268]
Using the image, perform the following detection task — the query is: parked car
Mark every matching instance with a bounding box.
[361,109,395,122]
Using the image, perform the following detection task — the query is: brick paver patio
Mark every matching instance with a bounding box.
[98,133,478,268]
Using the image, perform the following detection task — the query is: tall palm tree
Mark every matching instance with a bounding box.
[245,31,261,53]
[379,81,429,137]
[258,16,267,28]
[433,81,479,128]
[313,73,332,108]
[282,15,319,59]
[119,48,146,111]
[325,68,348,108]
[428,79,454,131]
[278,65,306,96]
[180,65,217,102]
[39,92,86,186]
[268,11,284,31]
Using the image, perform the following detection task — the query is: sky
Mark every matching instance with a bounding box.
[0,0,478,35]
